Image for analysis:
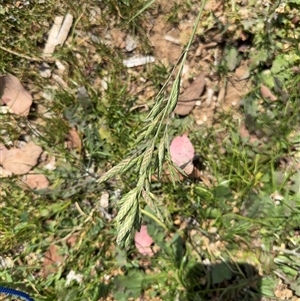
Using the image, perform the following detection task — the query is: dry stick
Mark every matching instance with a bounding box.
[0,45,55,63]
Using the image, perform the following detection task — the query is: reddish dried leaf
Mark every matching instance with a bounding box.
[239,123,259,144]
[260,85,277,101]
[174,73,206,116]
[0,74,33,116]
[67,128,82,150]
[42,244,64,278]
[66,234,78,248]
[134,225,154,256]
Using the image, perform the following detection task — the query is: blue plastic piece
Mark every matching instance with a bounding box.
[0,286,34,301]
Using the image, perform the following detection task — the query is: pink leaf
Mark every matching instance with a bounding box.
[134,225,154,256]
[170,134,195,168]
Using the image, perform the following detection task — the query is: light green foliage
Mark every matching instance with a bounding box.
[224,46,240,71]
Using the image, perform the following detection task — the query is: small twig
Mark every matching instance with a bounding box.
[75,201,88,217]
[56,208,96,243]
[273,246,300,256]
[0,45,55,63]
[273,270,292,285]
[84,208,96,224]
[55,225,83,243]
[129,104,149,112]
[75,202,96,224]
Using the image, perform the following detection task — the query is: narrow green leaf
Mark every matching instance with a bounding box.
[116,188,139,223]
[98,157,136,183]
[166,161,182,186]
[116,201,140,246]
[127,0,156,23]
[139,143,154,176]
[119,155,142,174]
[145,96,165,121]
[168,76,181,112]
[142,190,164,222]
[135,123,156,144]
[157,138,165,178]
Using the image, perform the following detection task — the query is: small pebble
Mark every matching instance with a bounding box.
[206,88,214,106]
[208,227,218,234]
[100,191,109,209]
[39,63,51,78]
[196,115,207,125]
[164,35,180,45]
[101,78,108,90]
[55,61,66,74]
[173,218,181,225]
[125,35,137,52]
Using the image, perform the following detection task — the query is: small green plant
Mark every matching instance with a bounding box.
[97,1,208,247]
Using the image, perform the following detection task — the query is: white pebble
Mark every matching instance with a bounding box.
[55,60,66,74]
[125,35,138,52]
[123,56,155,68]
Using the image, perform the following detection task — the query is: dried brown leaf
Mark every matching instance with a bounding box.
[239,123,259,144]
[0,74,33,116]
[174,73,206,116]
[0,143,8,165]
[182,161,194,175]
[42,244,64,278]
[260,85,277,101]
[66,234,78,248]
[0,166,12,177]
[189,166,202,179]
[1,141,43,175]
[67,128,82,150]
[23,172,49,189]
